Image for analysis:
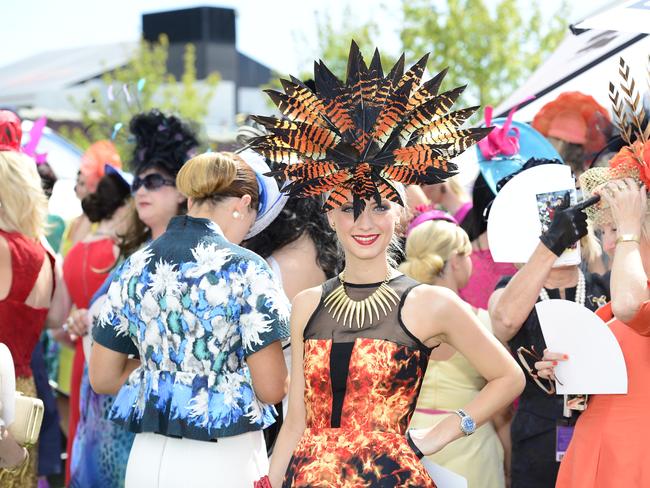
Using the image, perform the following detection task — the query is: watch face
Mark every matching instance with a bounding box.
[461,416,476,434]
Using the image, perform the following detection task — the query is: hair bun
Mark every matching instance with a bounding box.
[400,218,472,285]
[400,253,445,284]
[81,173,130,223]
[176,153,238,200]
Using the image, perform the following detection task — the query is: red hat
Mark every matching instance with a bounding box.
[532,92,611,153]
[0,110,22,152]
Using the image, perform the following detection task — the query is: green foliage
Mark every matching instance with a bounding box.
[307,6,393,80]
[400,0,569,108]
[60,35,219,166]
[286,0,568,111]
[264,5,394,101]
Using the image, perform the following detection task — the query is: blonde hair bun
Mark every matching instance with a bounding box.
[400,253,445,283]
[176,152,238,200]
[399,219,472,285]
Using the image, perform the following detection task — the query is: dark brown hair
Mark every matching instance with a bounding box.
[81,173,130,223]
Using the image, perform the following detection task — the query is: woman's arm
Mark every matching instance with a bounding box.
[45,258,72,329]
[489,243,556,342]
[493,404,513,488]
[268,287,321,488]
[490,194,593,342]
[405,286,525,455]
[247,341,288,405]
[601,179,649,324]
[0,427,27,469]
[88,343,139,395]
[610,239,648,325]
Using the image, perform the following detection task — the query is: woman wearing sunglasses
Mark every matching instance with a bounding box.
[68,110,199,488]
[119,110,199,257]
[488,159,609,488]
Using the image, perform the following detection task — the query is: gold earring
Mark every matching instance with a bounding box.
[232,211,241,219]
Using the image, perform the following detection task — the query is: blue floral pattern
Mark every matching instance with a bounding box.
[93,216,290,441]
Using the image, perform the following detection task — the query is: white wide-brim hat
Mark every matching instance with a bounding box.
[239,149,289,239]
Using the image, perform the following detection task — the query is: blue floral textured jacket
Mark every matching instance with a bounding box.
[93,215,290,441]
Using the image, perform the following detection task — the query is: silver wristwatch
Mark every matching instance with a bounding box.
[454,409,476,436]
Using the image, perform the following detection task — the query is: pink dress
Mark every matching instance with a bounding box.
[459,248,516,310]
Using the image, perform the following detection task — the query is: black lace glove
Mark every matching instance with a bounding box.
[539,194,600,257]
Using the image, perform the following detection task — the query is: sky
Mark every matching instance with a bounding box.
[1,0,612,74]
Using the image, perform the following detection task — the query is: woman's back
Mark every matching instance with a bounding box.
[417,348,486,412]
[93,215,290,440]
[269,233,327,302]
[0,230,54,377]
[62,237,116,309]
[409,309,505,488]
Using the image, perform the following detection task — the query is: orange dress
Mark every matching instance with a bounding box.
[556,295,650,488]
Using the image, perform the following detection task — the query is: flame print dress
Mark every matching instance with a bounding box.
[283,275,436,487]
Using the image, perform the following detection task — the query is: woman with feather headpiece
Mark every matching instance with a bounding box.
[252,42,525,487]
[536,58,650,488]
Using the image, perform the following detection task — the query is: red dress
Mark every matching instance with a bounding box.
[62,238,116,484]
[556,294,650,488]
[0,230,54,378]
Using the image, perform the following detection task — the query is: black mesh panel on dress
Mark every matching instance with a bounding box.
[303,274,429,351]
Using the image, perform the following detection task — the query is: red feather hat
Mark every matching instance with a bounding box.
[249,41,491,218]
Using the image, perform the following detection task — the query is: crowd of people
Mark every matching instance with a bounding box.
[0,41,649,488]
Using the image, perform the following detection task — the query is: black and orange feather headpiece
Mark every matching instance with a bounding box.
[249,41,491,218]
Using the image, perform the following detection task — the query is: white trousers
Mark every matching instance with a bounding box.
[125,431,269,488]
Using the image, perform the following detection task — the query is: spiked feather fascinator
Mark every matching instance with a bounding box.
[248,41,492,218]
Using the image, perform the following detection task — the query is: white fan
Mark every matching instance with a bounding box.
[536,299,627,395]
[421,459,468,488]
[487,164,580,266]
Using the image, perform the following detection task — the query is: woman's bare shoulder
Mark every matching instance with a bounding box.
[292,285,323,313]
[406,282,459,308]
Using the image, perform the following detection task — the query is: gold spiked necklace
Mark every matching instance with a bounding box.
[324,269,400,328]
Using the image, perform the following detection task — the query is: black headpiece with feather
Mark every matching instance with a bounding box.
[129,110,199,177]
[248,41,492,218]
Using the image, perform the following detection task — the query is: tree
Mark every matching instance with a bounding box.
[60,35,219,165]
[303,6,391,80]
[262,6,394,109]
[290,0,568,111]
[400,0,568,108]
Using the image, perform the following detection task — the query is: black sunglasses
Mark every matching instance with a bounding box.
[132,173,176,193]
